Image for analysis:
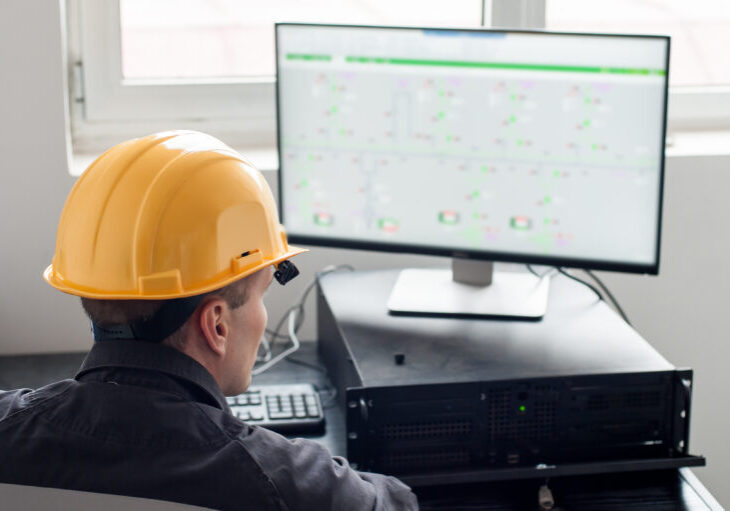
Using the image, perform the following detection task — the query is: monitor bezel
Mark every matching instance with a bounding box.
[275,22,670,275]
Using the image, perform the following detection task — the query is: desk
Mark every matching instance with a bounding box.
[0,343,722,510]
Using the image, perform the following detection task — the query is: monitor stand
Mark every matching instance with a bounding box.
[387,259,549,320]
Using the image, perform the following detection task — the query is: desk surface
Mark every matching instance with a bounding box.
[0,343,722,510]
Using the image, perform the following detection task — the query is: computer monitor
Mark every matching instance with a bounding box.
[275,23,669,319]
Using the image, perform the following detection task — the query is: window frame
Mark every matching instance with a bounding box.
[67,0,730,155]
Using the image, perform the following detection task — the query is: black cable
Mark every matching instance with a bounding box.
[585,270,632,326]
[527,264,554,279]
[258,265,355,371]
[556,267,603,302]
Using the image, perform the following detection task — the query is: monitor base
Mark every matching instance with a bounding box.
[387,266,549,320]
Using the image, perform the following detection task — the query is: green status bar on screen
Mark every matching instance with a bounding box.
[286,53,665,76]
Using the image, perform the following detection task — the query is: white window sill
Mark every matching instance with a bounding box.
[70,146,280,177]
[665,130,730,159]
[70,130,730,177]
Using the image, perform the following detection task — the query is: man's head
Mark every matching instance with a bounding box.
[44,131,305,393]
[80,267,273,395]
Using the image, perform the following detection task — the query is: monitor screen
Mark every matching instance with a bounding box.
[276,24,669,274]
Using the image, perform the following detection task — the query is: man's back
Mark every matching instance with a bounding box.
[0,341,417,511]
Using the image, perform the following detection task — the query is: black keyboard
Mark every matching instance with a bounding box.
[226,383,325,435]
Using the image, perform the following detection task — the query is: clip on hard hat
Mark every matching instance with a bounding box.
[274,260,299,285]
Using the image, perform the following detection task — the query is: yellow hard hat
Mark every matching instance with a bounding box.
[44,130,307,300]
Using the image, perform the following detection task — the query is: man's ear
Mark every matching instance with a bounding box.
[198,298,229,357]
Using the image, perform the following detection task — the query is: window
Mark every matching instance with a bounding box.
[69,0,487,153]
[69,0,727,156]
[120,0,484,80]
[547,0,730,130]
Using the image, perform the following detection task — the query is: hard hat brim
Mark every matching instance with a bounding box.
[43,245,308,300]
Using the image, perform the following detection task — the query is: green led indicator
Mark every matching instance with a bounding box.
[446,135,452,142]
[585,96,591,104]
[511,93,516,101]
[553,170,561,178]
[472,190,479,198]
[519,405,526,412]
[331,105,338,113]
[439,89,445,97]
[544,218,550,225]
[438,111,445,119]
[544,196,551,204]
[481,165,488,173]
[583,119,591,127]
[308,154,314,161]
[592,143,598,151]
[510,115,516,124]
[517,139,523,146]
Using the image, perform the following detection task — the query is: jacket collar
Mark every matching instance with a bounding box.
[76,340,229,411]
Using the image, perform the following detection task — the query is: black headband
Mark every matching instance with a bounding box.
[92,260,300,342]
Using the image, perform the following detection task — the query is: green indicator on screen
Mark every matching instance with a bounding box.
[439,210,460,225]
[519,405,526,413]
[313,212,333,226]
[286,53,332,61]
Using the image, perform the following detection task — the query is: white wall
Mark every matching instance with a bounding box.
[0,0,728,506]
[0,0,91,355]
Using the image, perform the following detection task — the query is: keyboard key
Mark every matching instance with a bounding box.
[269,411,294,420]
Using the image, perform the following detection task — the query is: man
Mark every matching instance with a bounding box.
[0,131,417,510]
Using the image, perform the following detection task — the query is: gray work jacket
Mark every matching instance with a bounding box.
[0,340,418,510]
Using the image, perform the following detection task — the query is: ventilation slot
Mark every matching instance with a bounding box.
[379,419,473,440]
[382,448,470,471]
[586,391,661,411]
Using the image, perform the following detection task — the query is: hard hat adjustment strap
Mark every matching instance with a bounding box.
[91,294,207,343]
